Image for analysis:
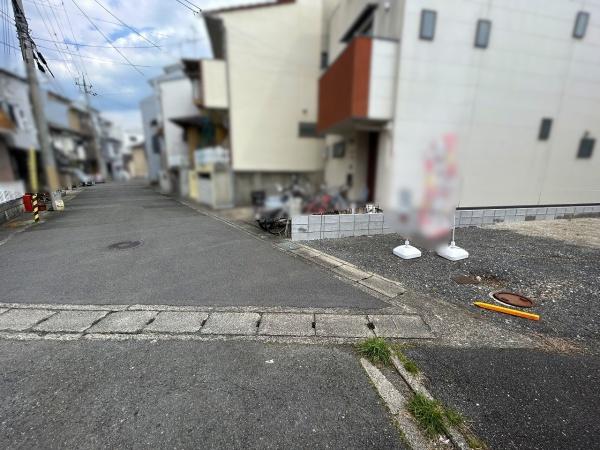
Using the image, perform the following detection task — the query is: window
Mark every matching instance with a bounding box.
[577,134,595,159]
[419,10,436,40]
[538,118,552,140]
[573,11,590,39]
[298,122,318,138]
[320,51,328,69]
[475,19,491,48]
[332,141,346,158]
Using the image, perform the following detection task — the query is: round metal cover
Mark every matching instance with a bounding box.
[108,240,142,250]
[492,291,534,308]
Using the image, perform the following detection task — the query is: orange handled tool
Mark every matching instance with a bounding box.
[474,301,540,321]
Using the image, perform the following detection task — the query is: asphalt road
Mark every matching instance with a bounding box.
[405,346,600,450]
[0,339,404,450]
[0,183,387,309]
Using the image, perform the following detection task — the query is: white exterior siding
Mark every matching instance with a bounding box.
[367,39,397,120]
[389,0,600,209]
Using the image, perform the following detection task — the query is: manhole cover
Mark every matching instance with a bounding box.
[492,291,535,308]
[108,240,142,250]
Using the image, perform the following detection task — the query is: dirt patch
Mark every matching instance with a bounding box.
[493,218,600,249]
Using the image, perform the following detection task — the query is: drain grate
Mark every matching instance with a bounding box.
[108,240,142,250]
[492,291,535,308]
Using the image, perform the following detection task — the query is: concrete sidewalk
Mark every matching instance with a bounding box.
[0,182,390,309]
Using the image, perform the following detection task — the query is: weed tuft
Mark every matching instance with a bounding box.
[407,393,447,437]
[391,344,420,375]
[356,337,391,366]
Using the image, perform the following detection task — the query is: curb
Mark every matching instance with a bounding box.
[360,358,432,450]
[391,354,472,450]
[287,243,406,299]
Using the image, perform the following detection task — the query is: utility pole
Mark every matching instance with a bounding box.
[12,0,60,196]
[76,75,108,179]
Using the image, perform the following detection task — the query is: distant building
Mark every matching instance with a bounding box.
[199,0,326,205]
[0,68,38,194]
[318,0,600,215]
[141,0,328,207]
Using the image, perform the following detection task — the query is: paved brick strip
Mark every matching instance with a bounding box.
[0,304,432,341]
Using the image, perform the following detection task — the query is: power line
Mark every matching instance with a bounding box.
[59,0,90,84]
[174,0,201,15]
[24,0,171,37]
[70,0,144,76]
[31,33,206,49]
[90,0,160,50]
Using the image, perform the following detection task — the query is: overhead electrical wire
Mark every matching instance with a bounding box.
[90,0,160,50]
[70,0,144,76]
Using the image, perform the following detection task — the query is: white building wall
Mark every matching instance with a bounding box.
[0,73,38,151]
[217,0,325,173]
[200,60,228,109]
[158,77,197,169]
[390,0,600,209]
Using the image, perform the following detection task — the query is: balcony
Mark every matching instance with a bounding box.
[184,59,229,110]
[317,36,397,134]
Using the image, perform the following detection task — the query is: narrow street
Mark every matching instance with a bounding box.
[0,183,409,449]
[0,182,387,308]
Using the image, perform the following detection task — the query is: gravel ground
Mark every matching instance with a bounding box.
[308,221,600,349]
[495,218,600,249]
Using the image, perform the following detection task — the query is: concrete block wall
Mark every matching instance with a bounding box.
[0,198,24,225]
[455,204,600,227]
[291,213,394,241]
[291,205,600,240]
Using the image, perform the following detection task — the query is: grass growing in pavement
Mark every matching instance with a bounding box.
[356,337,392,366]
[407,393,465,438]
[391,345,420,375]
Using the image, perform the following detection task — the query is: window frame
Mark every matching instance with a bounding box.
[298,122,319,138]
[419,9,437,41]
[538,118,552,141]
[573,11,590,39]
[474,19,492,49]
[577,135,595,159]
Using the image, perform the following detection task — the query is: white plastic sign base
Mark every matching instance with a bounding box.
[393,241,422,259]
[436,241,469,261]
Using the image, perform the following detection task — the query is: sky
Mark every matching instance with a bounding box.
[0,0,262,132]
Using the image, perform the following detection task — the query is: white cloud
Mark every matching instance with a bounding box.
[1,0,266,120]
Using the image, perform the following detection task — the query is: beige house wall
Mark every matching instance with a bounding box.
[216,0,325,173]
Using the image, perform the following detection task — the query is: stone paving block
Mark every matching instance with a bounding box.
[33,310,108,333]
[201,312,260,335]
[315,314,373,337]
[0,309,54,331]
[359,275,405,298]
[312,253,344,268]
[258,313,314,336]
[332,264,371,282]
[144,311,208,333]
[87,311,156,333]
[369,314,433,338]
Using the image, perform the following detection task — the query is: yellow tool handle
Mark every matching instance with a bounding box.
[474,301,540,321]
